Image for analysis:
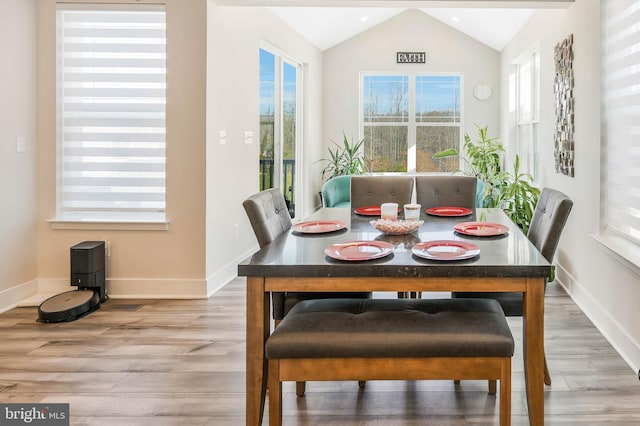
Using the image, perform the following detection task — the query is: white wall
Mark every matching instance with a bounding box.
[323,8,501,182]
[0,0,38,310]
[34,0,208,299]
[2,0,323,307]
[205,4,324,290]
[501,0,640,373]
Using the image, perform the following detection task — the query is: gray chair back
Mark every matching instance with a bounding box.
[350,176,414,208]
[452,187,573,317]
[415,175,477,210]
[528,187,573,262]
[242,188,292,248]
[243,187,371,321]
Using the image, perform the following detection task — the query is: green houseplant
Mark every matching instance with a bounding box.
[500,155,540,234]
[319,133,367,181]
[433,125,540,232]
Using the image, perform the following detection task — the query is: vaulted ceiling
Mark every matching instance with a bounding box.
[213,1,575,51]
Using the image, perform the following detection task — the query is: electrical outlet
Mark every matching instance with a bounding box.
[105,241,111,257]
[233,224,239,238]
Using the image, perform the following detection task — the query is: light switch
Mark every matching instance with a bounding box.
[16,136,26,153]
[219,130,227,145]
[244,131,254,144]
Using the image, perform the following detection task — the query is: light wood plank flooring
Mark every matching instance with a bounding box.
[0,279,639,425]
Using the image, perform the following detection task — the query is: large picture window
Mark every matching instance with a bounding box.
[361,73,461,173]
[56,5,166,222]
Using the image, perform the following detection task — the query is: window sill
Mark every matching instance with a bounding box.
[591,232,640,275]
[48,217,169,231]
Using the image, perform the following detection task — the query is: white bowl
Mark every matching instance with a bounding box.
[370,219,423,235]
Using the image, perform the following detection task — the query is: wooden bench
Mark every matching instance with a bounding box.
[266,298,514,426]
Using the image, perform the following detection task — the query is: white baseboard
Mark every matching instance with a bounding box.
[206,245,257,297]
[556,263,640,375]
[106,278,208,299]
[1,249,258,312]
[0,280,39,313]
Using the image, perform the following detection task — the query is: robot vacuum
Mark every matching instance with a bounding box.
[37,241,107,323]
[37,289,101,323]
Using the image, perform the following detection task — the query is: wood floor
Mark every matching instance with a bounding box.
[0,279,639,425]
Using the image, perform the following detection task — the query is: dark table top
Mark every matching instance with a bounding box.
[238,207,551,279]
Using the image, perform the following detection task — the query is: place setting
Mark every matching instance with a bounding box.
[292,220,348,235]
[354,204,401,216]
[453,221,509,237]
[411,240,480,261]
[425,206,473,217]
[324,240,395,261]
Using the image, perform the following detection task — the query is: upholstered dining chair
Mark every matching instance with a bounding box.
[415,175,478,210]
[453,187,573,387]
[321,175,351,208]
[350,175,414,209]
[350,176,415,298]
[242,187,371,396]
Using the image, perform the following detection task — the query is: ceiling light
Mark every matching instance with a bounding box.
[360,16,369,22]
[451,16,460,22]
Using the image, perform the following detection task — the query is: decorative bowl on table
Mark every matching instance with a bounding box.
[370,219,423,235]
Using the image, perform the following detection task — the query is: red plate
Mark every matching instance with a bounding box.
[454,222,509,237]
[293,220,347,234]
[426,206,473,217]
[325,240,394,261]
[412,240,480,261]
[354,205,401,216]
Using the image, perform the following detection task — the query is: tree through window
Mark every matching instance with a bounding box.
[361,73,461,173]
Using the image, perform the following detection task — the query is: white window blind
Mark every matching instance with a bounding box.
[57,5,166,222]
[602,0,640,244]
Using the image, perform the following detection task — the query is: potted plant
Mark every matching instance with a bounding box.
[499,155,540,234]
[433,125,540,232]
[319,132,367,181]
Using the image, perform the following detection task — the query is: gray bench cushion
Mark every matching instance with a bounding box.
[266,298,514,359]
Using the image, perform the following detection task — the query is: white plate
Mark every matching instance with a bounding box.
[412,240,480,261]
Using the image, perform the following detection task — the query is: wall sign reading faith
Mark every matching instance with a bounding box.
[396,52,426,64]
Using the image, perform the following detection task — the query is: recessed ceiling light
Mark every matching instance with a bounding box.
[360,16,369,22]
[451,16,460,22]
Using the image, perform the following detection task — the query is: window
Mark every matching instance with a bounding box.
[56,5,166,223]
[361,73,461,173]
[513,46,540,181]
[259,47,302,219]
[602,0,640,250]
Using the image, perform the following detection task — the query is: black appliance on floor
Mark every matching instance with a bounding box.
[38,241,107,323]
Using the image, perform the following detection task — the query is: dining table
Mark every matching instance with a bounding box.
[238,206,551,425]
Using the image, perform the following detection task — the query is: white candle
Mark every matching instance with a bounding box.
[380,203,399,221]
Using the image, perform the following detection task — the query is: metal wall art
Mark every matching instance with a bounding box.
[554,34,575,177]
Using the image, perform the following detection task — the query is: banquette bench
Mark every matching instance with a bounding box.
[266,297,514,426]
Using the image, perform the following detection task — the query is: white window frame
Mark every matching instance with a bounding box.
[359,72,463,174]
[259,42,304,220]
[512,43,541,183]
[50,3,168,230]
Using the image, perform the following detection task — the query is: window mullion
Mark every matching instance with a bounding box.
[408,75,417,172]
